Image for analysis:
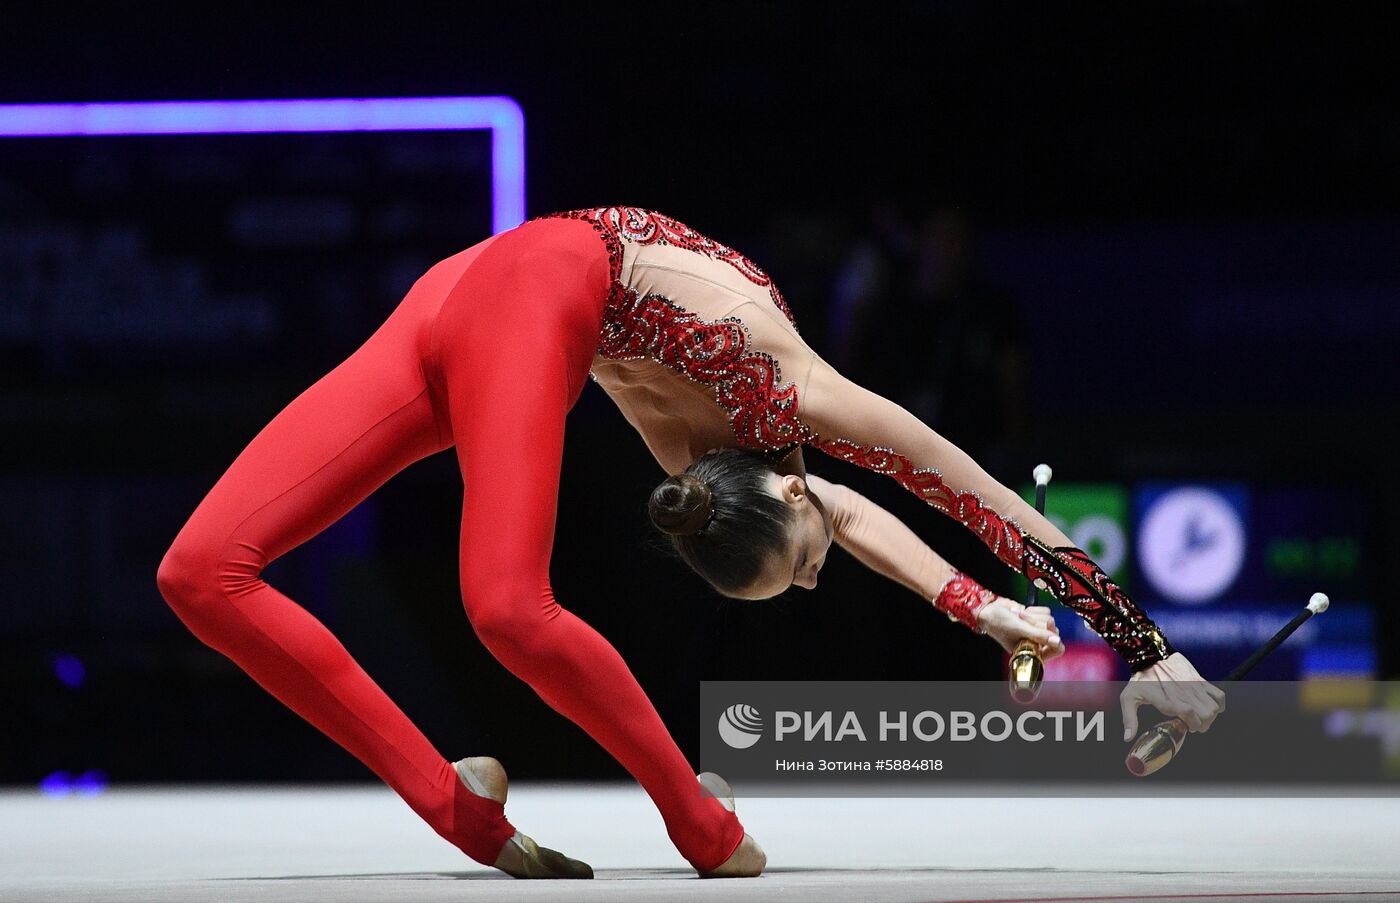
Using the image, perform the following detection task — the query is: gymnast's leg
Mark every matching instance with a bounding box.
[154,250,521,868]
[429,220,749,874]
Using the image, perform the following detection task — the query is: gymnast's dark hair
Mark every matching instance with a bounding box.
[647,448,795,597]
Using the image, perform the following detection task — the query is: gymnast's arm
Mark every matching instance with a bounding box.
[803,367,1073,546]
[793,353,1225,730]
[805,472,1061,657]
[800,358,1173,648]
[806,472,952,601]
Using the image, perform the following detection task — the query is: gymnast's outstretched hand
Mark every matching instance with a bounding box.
[975,598,1064,661]
[1119,652,1226,741]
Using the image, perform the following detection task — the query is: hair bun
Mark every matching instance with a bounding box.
[648,473,714,536]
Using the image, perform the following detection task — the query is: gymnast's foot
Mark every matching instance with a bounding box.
[695,772,766,878]
[452,757,594,879]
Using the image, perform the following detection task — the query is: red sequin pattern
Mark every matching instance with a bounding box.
[1022,541,1173,670]
[539,207,810,453]
[814,437,1027,571]
[549,207,798,329]
[935,572,996,631]
[595,289,812,451]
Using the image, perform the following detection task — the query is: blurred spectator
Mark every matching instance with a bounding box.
[756,205,850,354]
[830,203,1028,464]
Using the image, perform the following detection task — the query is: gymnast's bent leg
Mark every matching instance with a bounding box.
[429,220,747,873]
[155,249,522,868]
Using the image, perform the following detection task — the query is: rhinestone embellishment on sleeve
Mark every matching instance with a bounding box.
[934,571,996,631]
[813,437,1027,571]
[816,436,1172,670]
[1022,537,1174,670]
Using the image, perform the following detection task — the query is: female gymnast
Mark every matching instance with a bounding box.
[156,207,1224,880]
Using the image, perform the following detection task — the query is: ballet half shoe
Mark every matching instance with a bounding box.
[452,757,593,879]
[491,831,594,879]
[697,771,736,811]
[695,772,766,879]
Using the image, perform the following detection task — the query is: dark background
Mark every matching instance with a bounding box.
[3,3,1396,786]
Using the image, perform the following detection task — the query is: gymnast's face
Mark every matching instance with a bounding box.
[736,473,834,599]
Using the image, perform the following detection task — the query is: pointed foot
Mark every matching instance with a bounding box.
[695,773,765,878]
[452,756,594,879]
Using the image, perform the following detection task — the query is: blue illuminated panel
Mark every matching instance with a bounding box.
[1039,481,1375,681]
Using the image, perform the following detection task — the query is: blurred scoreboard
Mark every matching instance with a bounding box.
[1,128,496,376]
[1021,482,1374,681]
[1,123,498,638]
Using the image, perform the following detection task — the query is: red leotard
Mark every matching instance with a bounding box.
[158,207,1170,872]
[158,216,743,870]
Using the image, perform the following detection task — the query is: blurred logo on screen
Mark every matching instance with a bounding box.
[1137,486,1246,604]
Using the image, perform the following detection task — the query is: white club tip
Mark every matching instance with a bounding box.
[1033,464,1053,486]
[1307,593,1330,614]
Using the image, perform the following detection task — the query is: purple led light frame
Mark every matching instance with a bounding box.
[0,96,526,233]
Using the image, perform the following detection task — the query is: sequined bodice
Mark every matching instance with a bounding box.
[537,207,811,464]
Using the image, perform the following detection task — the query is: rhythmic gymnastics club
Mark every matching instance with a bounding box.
[1008,463,1053,704]
[1125,592,1330,776]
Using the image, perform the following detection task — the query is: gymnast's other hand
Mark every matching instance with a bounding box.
[975,598,1063,661]
[1119,652,1226,741]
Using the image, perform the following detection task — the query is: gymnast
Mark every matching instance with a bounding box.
[156,206,1224,879]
